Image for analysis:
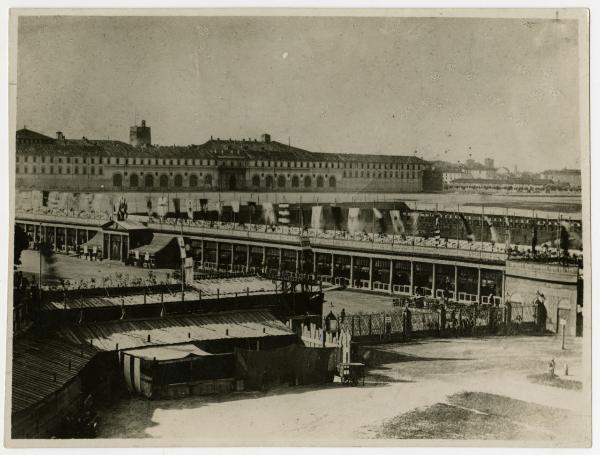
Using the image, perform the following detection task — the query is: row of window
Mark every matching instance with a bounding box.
[251,174,335,189]
[110,173,338,189]
[17,155,218,167]
[18,156,103,164]
[113,173,213,188]
[17,154,424,171]
[250,161,422,171]
[16,166,103,175]
[342,170,418,179]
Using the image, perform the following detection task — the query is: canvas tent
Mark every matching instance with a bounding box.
[128,235,179,268]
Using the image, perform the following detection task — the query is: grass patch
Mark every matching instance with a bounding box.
[375,392,584,441]
[527,373,582,390]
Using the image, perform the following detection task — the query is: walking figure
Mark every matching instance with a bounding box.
[548,358,556,376]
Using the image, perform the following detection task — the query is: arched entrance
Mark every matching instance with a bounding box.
[229,174,237,190]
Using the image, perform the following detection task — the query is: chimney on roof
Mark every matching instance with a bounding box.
[261,133,271,143]
[130,120,151,148]
[56,131,65,143]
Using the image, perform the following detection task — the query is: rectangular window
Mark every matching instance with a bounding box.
[74,167,78,174]
[91,167,95,174]
[32,167,36,173]
[58,158,62,163]
[41,167,45,174]
[50,166,54,174]
[91,158,95,164]
[24,156,28,162]
[99,167,103,175]
[66,167,70,174]
[66,157,71,163]
[16,156,20,163]
[82,168,86,175]
[58,167,62,174]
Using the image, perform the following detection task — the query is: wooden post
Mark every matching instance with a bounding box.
[477,267,482,304]
[215,242,220,270]
[431,263,436,298]
[409,261,414,296]
[454,265,459,301]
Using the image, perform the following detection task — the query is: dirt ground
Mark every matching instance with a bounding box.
[17,249,175,288]
[324,289,400,315]
[95,335,589,445]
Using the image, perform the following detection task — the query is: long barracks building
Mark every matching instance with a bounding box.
[15,122,442,193]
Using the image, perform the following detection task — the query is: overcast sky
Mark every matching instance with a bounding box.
[16,15,581,172]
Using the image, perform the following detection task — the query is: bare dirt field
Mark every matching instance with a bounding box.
[95,335,589,445]
[324,288,400,315]
[18,249,174,287]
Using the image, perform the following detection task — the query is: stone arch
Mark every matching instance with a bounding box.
[189,174,198,187]
[144,174,154,188]
[159,174,169,188]
[304,175,312,188]
[174,174,183,187]
[265,175,274,189]
[229,174,237,190]
[316,175,324,188]
[291,175,300,188]
[129,173,139,188]
[112,173,123,188]
[328,175,336,188]
[252,174,261,187]
[277,175,286,188]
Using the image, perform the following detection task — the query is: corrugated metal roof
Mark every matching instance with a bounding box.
[56,310,294,352]
[12,336,98,414]
[123,344,211,361]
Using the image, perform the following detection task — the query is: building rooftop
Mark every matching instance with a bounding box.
[542,169,581,175]
[16,129,428,164]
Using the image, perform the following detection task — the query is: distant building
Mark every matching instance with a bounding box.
[431,161,466,183]
[542,169,581,187]
[15,123,440,193]
[432,157,497,183]
[464,158,497,179]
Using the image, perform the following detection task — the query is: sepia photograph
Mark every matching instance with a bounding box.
[4,7,592,448]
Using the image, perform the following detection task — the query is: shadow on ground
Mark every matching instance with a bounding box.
[373,391,588,442]
[359,346,472,368]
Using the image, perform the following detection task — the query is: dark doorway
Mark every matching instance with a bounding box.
[229,175,237,190]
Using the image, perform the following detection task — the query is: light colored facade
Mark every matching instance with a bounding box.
[16,125,434,193]
[542,169,581,187]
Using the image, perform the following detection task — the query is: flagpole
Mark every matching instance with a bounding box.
[557,213,561,262]
[480,205,484,253]
[456,204,460,250]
